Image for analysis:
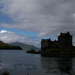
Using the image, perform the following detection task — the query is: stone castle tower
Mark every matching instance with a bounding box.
[58,32,72,49]
[41,32,72,51]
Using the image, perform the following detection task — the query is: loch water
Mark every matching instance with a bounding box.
[0,50,75,75]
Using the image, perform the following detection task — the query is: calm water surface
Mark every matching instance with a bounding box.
[0,50,75,75]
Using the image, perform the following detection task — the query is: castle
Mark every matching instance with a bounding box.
[41,32,72,51]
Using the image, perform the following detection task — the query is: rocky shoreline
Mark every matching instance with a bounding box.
[26,49,75,58]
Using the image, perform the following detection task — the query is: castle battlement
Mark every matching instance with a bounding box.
[41,32,72,51]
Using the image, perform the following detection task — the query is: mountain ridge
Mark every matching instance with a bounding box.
[10,42,40,50]
[0,41,22,50]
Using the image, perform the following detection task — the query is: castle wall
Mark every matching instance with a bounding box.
[41,32,72,51]
[51,41,59,48]
[41,39,51,51]
[41,39,59,50]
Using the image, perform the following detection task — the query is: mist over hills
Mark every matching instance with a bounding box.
[10,42,40,50]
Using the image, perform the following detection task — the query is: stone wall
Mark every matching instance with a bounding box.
[41,32,72,51]
[51,40,59,48]
[41,39,59,51]
[41,39,51,51]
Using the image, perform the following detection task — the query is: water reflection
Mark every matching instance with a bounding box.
[41,54,73,75]
[41,56,59,75]
[58,58,73,75]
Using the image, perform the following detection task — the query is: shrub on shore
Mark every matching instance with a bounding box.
[26,49,35,53]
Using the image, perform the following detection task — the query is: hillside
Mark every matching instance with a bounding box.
[0,41,22,50]
[10,42,40,50]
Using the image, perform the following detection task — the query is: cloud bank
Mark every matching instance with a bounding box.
[0,30,40,47]
[0,0,75,45]
[0,30,13,33]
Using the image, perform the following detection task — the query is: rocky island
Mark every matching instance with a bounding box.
[26,32,75,57]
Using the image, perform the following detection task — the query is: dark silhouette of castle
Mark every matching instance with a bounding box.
[41,32,72,51]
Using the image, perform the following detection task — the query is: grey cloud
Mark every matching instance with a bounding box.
[0,0,75,45]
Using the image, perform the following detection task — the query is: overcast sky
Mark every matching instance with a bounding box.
[0,0,75,47]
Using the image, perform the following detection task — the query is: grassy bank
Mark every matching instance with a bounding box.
[26,48,75,57]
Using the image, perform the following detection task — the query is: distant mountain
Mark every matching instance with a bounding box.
[0,41,22,50]
[10,42,40,50]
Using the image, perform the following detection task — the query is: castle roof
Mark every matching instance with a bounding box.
[42,38,51,41]
[58,32,72,37]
